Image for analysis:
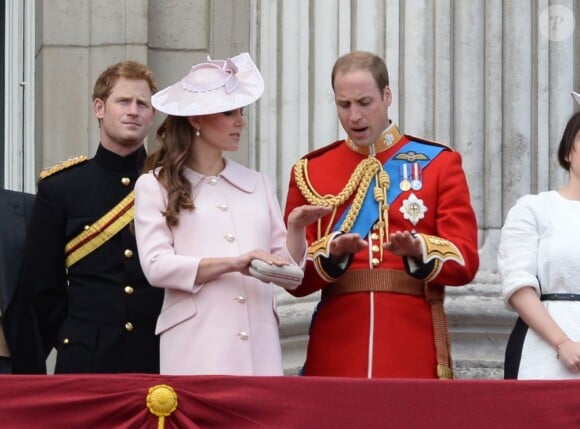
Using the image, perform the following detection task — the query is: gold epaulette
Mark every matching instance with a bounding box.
[39,155,88,179]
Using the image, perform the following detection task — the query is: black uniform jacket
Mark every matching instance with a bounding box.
[0,189,35,317]
[0,189,35,373]
[5,145,163,374]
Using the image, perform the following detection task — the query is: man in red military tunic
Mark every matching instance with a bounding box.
[284,51,479,379]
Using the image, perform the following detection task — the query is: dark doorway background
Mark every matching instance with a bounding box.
[0,1,5,187]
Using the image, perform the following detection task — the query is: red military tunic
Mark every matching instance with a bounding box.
[284,124,479,378]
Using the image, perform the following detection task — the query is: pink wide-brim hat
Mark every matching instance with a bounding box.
[573,91,580,105]
[152,52,264,116]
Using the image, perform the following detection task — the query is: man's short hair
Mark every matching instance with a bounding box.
[92,61,158,102]
[331,51,389,93]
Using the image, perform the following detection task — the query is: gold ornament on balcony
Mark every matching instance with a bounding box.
[146,384,178,429]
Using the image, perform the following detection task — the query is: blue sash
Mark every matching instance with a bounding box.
[334,140,445,237]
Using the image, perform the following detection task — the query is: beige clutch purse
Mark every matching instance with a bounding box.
[249,259,304,289]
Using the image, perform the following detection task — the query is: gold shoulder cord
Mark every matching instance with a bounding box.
[294,157,390,255]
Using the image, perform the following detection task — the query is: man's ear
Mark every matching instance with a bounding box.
[93,98,105,119]
[383,87,392,106]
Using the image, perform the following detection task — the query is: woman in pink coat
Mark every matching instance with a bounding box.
[134,53,328,375]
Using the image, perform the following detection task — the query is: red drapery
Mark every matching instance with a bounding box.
[1,374,579,428]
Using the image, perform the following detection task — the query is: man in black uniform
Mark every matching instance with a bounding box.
[0,188,35,373]
[5,61,164,373]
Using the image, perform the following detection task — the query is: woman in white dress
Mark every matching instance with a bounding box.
[134,53,329,375]
[499,110,580,379]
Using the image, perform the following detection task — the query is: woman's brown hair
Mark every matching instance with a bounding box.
[143,116,196,227]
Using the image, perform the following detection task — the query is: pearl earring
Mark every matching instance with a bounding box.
[196,128,201,137]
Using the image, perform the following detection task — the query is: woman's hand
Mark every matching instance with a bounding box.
[555,339,580,373]
[234,249,290,276]
[287,205,332,229]
[196,249,288,284]
[286,205,332,262]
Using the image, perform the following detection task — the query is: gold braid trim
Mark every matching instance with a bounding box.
[313,257,337,283]
[65,192,135,268]
[294,157,387,234]
[373,170,390,257]
[424,259,443,284]
[308,231,342,260]
[415,233,465,267]
[39,155,88,179]
[295,155,391,279]
[424,285,454,379]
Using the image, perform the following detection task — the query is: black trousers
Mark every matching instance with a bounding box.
[0,356,11,374]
